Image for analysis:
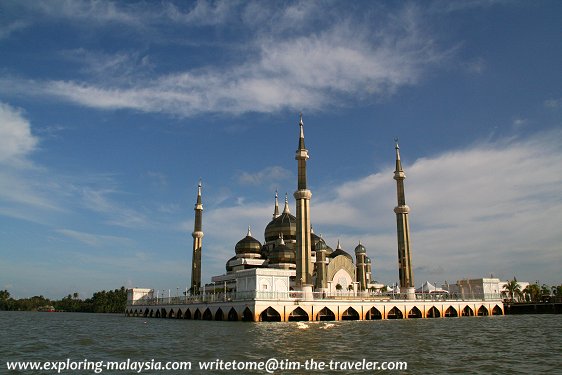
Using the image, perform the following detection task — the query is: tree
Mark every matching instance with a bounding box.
[523,283,541,302]
[503,278,522,302]
[0,290,11,310]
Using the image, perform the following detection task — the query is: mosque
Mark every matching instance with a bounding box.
[193,114,408,298]
[126,115,503,321]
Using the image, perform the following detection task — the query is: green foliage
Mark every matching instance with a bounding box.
[0,287,127,313]
[503,278,522,302]
[523,283,542,302]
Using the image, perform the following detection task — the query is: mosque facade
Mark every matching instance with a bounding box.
[126,115,504,321]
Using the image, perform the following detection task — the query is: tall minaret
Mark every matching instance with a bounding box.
[293,114,313,288]
[190,180,204,294]
[393,139,414,299]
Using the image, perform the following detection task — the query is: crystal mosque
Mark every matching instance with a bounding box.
[126,115,504,321]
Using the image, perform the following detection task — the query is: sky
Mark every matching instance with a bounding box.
[0,0,561,299]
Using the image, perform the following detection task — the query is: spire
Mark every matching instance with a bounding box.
[247,225,252,237]
[336,239,341,250]
[273,190,280,219]
[283,193,290,214]
[394,138,403,174]
[298,113,306,150]
[278,232,285,246]
[295,114,309,191]
[196,178,202,206]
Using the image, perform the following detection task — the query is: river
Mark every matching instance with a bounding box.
[1,311,560,374]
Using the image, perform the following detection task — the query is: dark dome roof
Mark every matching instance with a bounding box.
[366,256,371,263]
[268,244,296,264]
[355,242,366,254]
[315,238,328,251]
[225,255,237,272]
[329,241,353,261]
[235,227,262,256]
[311,230,322,252]
[264,213,296,243]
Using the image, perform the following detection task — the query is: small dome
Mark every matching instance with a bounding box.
[329,240,353,261]
[225,255,237,272]
[311,227,323,252]
[355,242,366,254]
[268,244,296,265]
[268,233,296,265]
[315,238,328,252]
[235,226,262,256]
[366,256,372,263]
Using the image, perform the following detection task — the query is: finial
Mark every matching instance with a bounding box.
[359,240,362,245]
[336,239,341,250]
[278,232,285,245]
[273,189,280,219]
[297,113,306,150]
[283,193,290,214]
[196,179,202,205]
[247,225,252,237]
[394,138,403,172]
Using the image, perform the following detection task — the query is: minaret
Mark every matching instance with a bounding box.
[293,114,313,288]
[314,233,327,292]
[190,180,204,294]
[393,139,415,299]
[272,190,280,219]
[355,241,367,292]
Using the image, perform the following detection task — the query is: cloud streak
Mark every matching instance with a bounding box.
[0,2,446,117]
[200,130,562,284]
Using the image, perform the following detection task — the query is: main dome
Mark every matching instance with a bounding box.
[264,194,296,243]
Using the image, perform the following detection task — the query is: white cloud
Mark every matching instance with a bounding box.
[198,130,562,285]
[81,187,149,228]
[544,97,562,109]
[237,166,292,186]
[164,0,236,26]
[0,102,38,164]
[56,228,132,247]
[0,3,446,117]
[0,20,28,40]
[33,0,142,25]
[462,57,486,74]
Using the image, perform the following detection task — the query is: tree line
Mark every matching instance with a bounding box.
[0,287,127,313]
[503,280,562,303]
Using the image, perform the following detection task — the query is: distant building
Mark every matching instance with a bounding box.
[443,278,529,301]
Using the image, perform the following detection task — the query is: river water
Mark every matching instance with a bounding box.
[1,311,560,374]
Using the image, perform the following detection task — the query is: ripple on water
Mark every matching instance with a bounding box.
[1,312,561,374]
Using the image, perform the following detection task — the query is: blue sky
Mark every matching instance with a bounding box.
[1,0,561,299]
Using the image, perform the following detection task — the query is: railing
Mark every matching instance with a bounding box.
[128,291,502,306]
